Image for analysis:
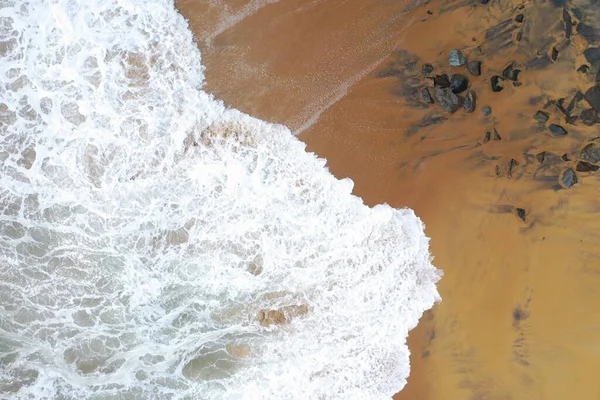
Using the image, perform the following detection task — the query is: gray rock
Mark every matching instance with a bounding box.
[421,87,434,104]
[579,143,600,163]
[533,110,549,123]
[448,49,467,66]
[548,124,568,136]
[584,47,600,65]
[481,106,491,117]
[434,86,461,113]
[422,63,434,76]
[491,76,504,92]
[561,168,577,188]
[463,91,476,112]
[580,108,599,126]
[450,74,469,94]
[467,61,481,76]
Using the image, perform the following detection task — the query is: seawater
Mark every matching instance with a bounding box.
[0,0,441,398]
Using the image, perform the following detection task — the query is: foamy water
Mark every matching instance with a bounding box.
[0,0,441,398]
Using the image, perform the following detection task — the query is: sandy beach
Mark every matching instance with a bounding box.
[176,0,600,398]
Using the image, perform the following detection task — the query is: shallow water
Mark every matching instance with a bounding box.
[0,0,440,398]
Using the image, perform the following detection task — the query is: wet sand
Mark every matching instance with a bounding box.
[176,0,600,398]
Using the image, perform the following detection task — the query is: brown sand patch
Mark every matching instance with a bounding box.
[177,0,600,398]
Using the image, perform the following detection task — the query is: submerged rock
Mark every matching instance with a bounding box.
[492,128,501,141]
[561,168,577,188]
[533,110,549,123]
[584,47,600,65]
[435,86,461,113]
[551,47,559,62]
[508,158,518,177]
[576,161,599,172]
[450,74,469,93]
[578,64,591,73]
[463,91,476,112]
[580,108,599,126]
[421,87,434,104]
[585,84,600,112]
[467,61,482,76]
[449,49,467,66]
[579,143,600,163]
[491,76,504,92]
[536,152,546,164]
[548,124,568,136]
[422,63,434,76]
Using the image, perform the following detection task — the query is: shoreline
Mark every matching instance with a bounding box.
[176,0,600,398]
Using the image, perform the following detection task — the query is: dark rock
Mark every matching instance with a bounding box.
[421,87,434,104]
[571,7,582,20]
[513,81,522,87]
[493,128,502,141]
[577,23,600,43]
[450,74,469,94]
[580,108,599,126]
[551,47,559,62]
[548,124,568,136]
[481,106,492,117]
[479,0,490,4]
[580,143,600,163]
[483,131,491,143]
[422,63,434,76]
[584,48,600,66]
[515,208,527,222]
[515,14,524,23]
[543,99,556,109]
[563,9,572,39]
[576,161,599,172]
[584,84,600,112]
[463,91,476,112]
[433,74,451,88]
[578,65,590,73]
[561,153,570,162]
[556,98,569,116]
[467,61,481,76]
[561,168,577,188]
[502,63,515,80]
[533,110,549,123]
[566,91,584,114]
[508,158,518,177]
[516,32,523,41]
[491,76,504,92]
[448,49,467,66]
[597,70,600,83]
[495,165,501,176]
[536,152,546,163]
[427,10,433,15]
[566,115,578,125]
[434,87,461,113]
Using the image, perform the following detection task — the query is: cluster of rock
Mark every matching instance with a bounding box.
[420,49,481,114]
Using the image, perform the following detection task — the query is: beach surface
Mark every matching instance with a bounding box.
[176,0,600,398]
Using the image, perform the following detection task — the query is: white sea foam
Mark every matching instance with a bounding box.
[0,0,441,398]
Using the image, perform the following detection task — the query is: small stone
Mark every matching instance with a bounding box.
[561,168,577,188]
[502,63,515,80]
[515,208,527,222]
[426,10,433,15]
[548,124,568,136]
[566,91,584,114]
[463,91,476,112]
[566,115,578,125]
[533,110,549,123]
[450,74,469,94]
[563,9,572,39]
[434,86,461,113]
[561,153,570,162]
[483,131,491,143]
[421,87,434,104]
[479,0,489,3]
[481,106,491,117]
[551,47,559,62]
[508,158,518,177]
[579,143,600,163]
[580,108,599,126]
[422,63,434,76]
[433,74,451,88]
[493,128,501,141]
[467,61,482,76]
[515,14,524,23]
[578,65,590,73]
[448,49,467,66]
[491,76,504,92]
[513,81,522,87]
[516,32,523,42]
[576,161,599,172]
[536,152,546,163]
[584,84,600,112]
